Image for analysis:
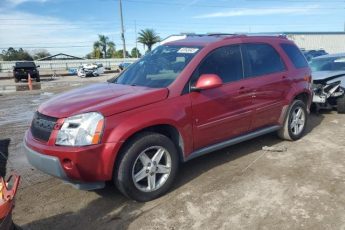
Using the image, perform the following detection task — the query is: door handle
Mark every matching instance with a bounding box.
[238,86,250,94]
[282,76,287,79]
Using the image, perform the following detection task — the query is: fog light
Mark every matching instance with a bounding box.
[62,159,73,170]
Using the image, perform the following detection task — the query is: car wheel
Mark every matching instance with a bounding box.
[336,94,345,114]
[115,132,179,202]
[14,78,19,83]
[278,100,308,141]
[36,76,40,82]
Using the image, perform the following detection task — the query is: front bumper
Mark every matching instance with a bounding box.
[24,142,68,180]
[24,142,105,190]
[24,131,122,190]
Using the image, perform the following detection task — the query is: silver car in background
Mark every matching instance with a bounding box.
[309,53,345,113]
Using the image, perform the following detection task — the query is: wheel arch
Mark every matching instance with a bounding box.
[112,123,186,179]
[294,92,310,108]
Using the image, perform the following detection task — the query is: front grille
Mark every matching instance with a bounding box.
[31,112,58,142]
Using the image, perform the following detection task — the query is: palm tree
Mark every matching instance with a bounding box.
[137,29,161,52]
[107,41,116,58]
[93,35,115,59]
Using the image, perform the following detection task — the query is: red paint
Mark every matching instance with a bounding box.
[25,35,312,183]
[193,74,223,90]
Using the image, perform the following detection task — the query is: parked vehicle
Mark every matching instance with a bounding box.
[77,63,104,77]
[24,34,312,201]
[309,53,345,113]
[13,62,40,83]
[118,62,132,71]
[303,49,328,61]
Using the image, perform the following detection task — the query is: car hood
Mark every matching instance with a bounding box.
[313,71,345,87]
[38,83,169,118]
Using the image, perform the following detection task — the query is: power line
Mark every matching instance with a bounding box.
[0,43,137,49]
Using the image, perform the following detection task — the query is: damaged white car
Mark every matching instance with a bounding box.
[77,63,104,77]
[310,53,345,113]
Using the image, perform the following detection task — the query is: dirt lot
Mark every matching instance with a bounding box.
[1,75,345,230]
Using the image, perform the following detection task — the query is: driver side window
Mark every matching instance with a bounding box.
[197,45,244,84]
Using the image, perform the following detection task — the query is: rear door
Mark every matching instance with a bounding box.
[189,45,254,150]
[241,43,291,130]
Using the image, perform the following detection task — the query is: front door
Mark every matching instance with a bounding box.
[189,45,254,150]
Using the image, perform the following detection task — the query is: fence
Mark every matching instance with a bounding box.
[0,58,138,73]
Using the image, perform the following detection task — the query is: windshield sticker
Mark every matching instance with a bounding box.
[177,48,199,54]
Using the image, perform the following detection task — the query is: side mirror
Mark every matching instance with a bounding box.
[36,65,40,68]
[191,74,223,91]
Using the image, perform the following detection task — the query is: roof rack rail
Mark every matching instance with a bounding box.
[206,33,238,36]
[245,33,288,39]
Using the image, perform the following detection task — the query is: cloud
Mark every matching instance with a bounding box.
[181,0,200,10]
[0,10,124,56]
[4,0,49,7]
[193,5,320,18]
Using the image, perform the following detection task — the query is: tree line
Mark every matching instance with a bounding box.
[0,28,161,61]
[87,29,160,59]
[0,48,51,61]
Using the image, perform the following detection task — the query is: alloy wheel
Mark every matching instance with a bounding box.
[290,106,306,136]
[132,146,172,192]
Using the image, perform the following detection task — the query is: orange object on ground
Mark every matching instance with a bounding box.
[0,174,20,230]
[28,73,33,91]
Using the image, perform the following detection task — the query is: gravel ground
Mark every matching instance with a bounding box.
[1,75,345,230]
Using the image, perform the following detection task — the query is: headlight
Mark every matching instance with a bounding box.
[56,112,104,146]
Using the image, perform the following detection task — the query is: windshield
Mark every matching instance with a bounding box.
[113,45,201,88]
[310,56,345,71]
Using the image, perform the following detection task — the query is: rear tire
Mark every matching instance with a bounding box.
[337,94,345,114]
[14,78,19,83]
[36,75,40,82]
[278,100,308,141]
[114,132,179,202]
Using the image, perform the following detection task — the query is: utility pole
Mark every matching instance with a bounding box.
[119,0,126,59]
[135,20,138,58]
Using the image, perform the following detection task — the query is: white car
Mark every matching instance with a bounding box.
[77,63,104,77]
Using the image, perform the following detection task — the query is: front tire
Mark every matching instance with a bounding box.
[115,132,179,202]
[337,94,345,114]
[278,100,308,141]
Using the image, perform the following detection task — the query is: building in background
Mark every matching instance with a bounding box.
[284,32,345,54]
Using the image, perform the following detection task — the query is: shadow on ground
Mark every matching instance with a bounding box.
[22,113,324,230]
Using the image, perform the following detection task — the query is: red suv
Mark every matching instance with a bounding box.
[24,34,312,201]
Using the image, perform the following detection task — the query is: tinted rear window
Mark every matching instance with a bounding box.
[243,43,286,78]
[281,43,308,69]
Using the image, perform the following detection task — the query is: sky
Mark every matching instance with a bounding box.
[0,0,344,57]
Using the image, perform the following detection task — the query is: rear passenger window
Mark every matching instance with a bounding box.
[281,43,309,69]
[243,43,286,78]
[198,45,243,83]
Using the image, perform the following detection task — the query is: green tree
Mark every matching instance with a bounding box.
[131,47,141,58]
[107,41,116,58]
[114,49,130,58]
[32,49,51,60]
[137,29,160,52]
[1,47,33,61]
[93,35,115,59]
